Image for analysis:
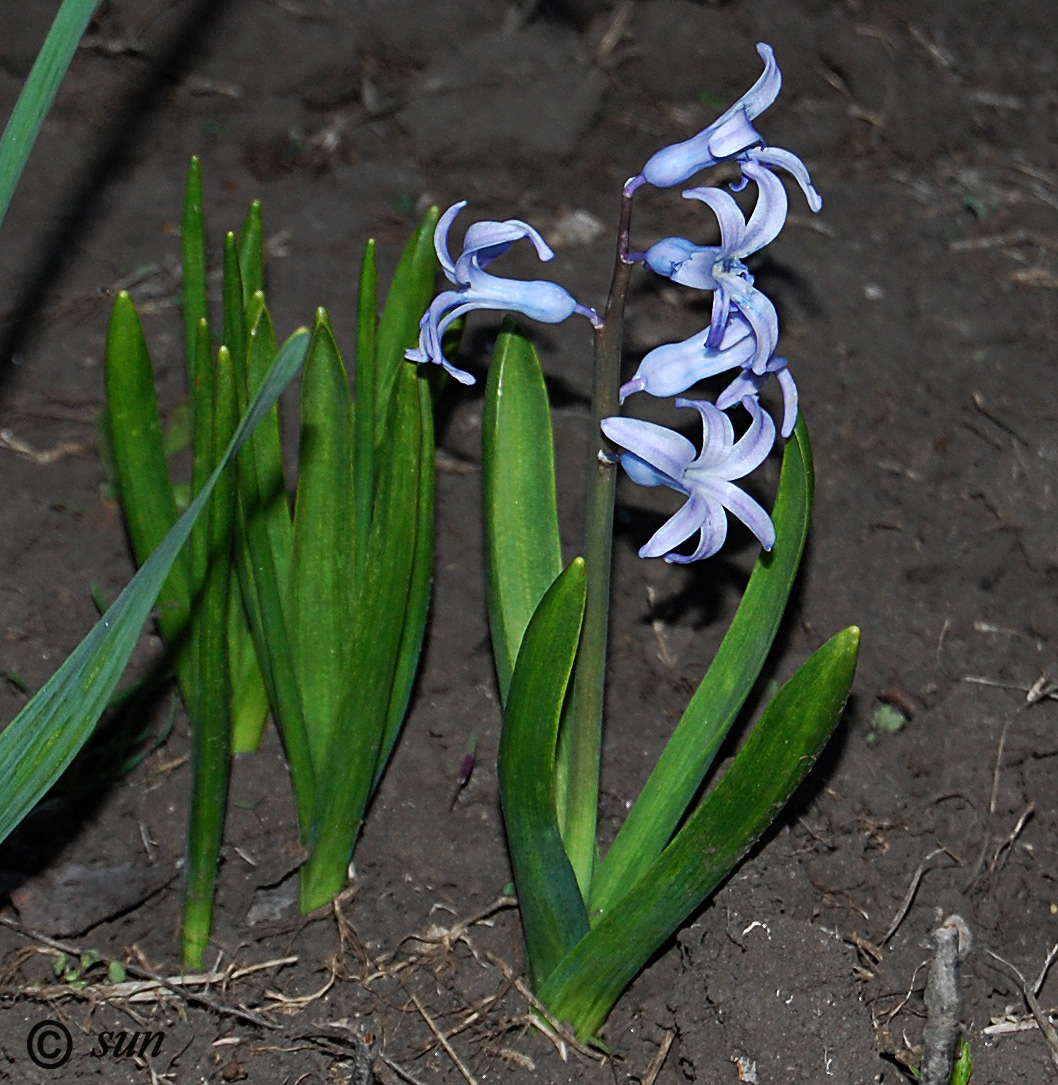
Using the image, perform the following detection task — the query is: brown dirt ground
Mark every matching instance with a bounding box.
[0,1,1057,1082]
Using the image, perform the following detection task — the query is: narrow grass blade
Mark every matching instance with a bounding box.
[238,200,265,305]
[374,208,440,435]
[538,626,861,1040]
[499,558,590,988]
[300,361,426,912]
[229,597,271,754]
[373,367,435,789]
[104,292,190,648]
[0,0,100,233]
[590,416,815,916]
[290,310,356,775]
[483,322,563,703]
[0,327,310,849]
[182,341,238,969]
[232,314,312,834]
[353,238,378,586]
[182,157,209,384]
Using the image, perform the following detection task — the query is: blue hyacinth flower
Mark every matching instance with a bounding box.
[601,395,776,563]
[627,43,822,213]
[406,201,599,384]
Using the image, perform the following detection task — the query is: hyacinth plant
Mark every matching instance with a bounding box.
[408,43,860,1041]
[0,0,315,950]
[105,160,437,964]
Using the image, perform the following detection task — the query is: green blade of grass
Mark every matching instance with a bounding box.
[232,313,311,835]
[182,157,209,385]
[499,558,590,988]
[103,292,190,649]
[182,338,238,969]
[290,310,356,775]
[353,238,378,587]
[0,327,310,849]
[372,366,435,791]
[238,200,265,305]
[540,625,860,1039]
[0,0,101,234]
[590,416,815,916]
[483,322,563,704]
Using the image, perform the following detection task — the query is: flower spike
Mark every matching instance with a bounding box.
[406,201,599,384]
[602,396,776,563]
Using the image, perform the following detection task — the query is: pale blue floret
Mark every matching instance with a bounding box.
[628,42,823,214]
[601,396,776,563]
[620,312,799,438]
[406,201,600,384]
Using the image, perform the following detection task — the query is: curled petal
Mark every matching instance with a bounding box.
[682,186,749,255]
[640,495,721,561]
[747,146,822,212]
[718,276,778,374]
[462,217,556,268]
[601,416,696,483]
[434,202,467,281]
[709,480,776,551]
[736,159,790,255]
[774,363,798,438]
[675,398,735,469]
[683,395,774,480]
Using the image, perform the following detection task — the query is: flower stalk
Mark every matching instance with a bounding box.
[558,187,636,895]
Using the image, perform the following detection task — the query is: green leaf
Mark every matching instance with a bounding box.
[590,416,815,916]
[499,558,590,988]
[103,292,190,649]
[373,367,435,789]
[538,625,860,1040]
[238,200,265,305]
[0,0,100,234]
[182,339,238,969]
[300,361,429,912]
[0,328,310,850]
[232,314,312,835]
[353,238,378,585]
[374,208,440,435]
[290,310,356,775]
[483,322,563,703]
[182,157,209,384]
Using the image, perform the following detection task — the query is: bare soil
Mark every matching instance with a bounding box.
[0,1,1056,1082]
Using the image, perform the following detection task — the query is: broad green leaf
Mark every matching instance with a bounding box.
[0,328,310,849]
[500,558,590,987]
[290,310,356,775]
[353,238,378,584]
[0,0,100,234]
[301,360,427,912]
[590,416,815,915]
[483,323,563,703]
[104,292,189,648]
[374,208,440,435]
[538,625,860,1040]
